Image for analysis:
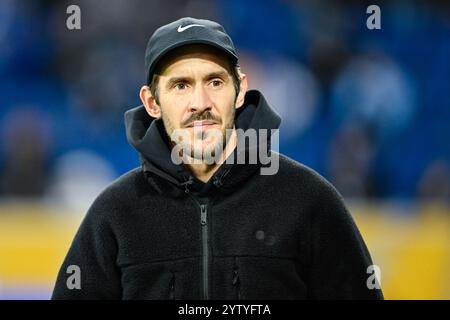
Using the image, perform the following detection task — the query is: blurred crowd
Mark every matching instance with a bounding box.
[0,0,449,209]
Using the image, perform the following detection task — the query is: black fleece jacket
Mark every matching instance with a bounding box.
[52,90,383,300]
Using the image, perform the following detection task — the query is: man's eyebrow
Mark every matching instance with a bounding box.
[205,71,229,80]
[165,71,230,88]
[165,76,193,88]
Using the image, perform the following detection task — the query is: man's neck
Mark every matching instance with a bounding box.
[184,129,237,183]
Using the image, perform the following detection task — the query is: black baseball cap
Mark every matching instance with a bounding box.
[144,17,238,84]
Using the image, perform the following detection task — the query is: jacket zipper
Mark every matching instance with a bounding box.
[168,272,175,300]
[200,203,209,300]
[188,193,210,300]
[232,260,241,300]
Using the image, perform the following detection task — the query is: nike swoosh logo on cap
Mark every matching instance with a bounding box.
[177,24,205,32]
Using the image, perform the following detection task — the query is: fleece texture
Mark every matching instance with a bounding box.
[52,90,383,300]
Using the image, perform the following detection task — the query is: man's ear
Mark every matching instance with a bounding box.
[235,73,248,109]
[139,85,161,118]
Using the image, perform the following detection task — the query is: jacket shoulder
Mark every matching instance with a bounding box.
[84,166,148,219]
[273,153,348,209]
[277,153,334,190]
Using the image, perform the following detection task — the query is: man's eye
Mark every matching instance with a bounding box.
[175,83,187,90]
[210,80,223,87]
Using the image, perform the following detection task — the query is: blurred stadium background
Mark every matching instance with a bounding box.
[0,0,449,299]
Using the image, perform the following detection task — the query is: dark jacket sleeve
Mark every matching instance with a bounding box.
[51,191,122,299]
[307,178,384,300]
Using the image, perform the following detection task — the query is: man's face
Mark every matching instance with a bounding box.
[152,48,239,161]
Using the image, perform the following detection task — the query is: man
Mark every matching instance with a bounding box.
[52,17,383,300]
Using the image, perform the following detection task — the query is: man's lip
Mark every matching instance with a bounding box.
[186,120,218,127]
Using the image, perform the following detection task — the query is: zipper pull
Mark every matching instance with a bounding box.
[232,269,239,286]
[200,204,207,225]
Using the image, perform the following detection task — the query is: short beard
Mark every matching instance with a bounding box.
[161,105,236,163]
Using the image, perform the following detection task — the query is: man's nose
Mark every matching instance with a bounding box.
[188,85,212,113]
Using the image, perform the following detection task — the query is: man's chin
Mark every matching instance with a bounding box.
[185,142,224,164]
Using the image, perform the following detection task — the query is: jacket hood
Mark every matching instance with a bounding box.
[124,89,281,197]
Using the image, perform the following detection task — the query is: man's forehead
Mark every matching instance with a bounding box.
[161,58,230,78]
[154,44,234,77]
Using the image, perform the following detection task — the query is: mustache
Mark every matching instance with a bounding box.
[182,111,221,127]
